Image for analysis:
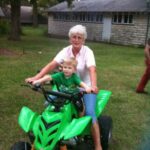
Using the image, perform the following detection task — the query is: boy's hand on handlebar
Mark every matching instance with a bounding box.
[32,80,41,86]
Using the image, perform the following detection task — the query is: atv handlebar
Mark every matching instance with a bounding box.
[22,83,85,112]
[22,83,73,98]
[22,83,85,101]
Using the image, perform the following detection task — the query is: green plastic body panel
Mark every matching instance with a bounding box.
[18,89,111,150]
[18,106,38,132]
[60,116,91,140]
[96,90,112,117]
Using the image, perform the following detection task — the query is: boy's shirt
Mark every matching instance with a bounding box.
[51,72,81,93]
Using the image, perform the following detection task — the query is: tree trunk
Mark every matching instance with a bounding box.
[9,0,21,41]
[32,0,38,27]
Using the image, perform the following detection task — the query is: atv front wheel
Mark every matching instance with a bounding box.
[10,141,31,150]
[98,115,113,150]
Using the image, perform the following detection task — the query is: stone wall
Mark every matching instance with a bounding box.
[111,14,147,46]
[48,13,148,46]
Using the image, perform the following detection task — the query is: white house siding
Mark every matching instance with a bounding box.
[48,13,147,46]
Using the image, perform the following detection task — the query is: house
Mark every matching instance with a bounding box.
[3,5,33,24]
[21,6,33,24]
[21,6,47,24]
[3,5,47,24]
[47,0,150,46]
[0,7,5,18]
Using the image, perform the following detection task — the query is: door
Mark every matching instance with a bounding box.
[102,16,112,42]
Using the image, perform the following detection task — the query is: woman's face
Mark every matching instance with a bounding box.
[70,33,85,49]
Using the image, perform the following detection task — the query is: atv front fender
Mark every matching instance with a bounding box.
[18,106,38,132]
[60,116,91,140]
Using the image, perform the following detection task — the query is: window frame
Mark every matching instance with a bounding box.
[53,12,103,23]
[112,12,133,24]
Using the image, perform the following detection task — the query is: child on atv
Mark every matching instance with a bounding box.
[32,57,92,94]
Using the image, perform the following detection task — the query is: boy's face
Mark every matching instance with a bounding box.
[62,64,75,77]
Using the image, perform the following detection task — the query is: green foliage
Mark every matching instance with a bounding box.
[37,0,73,7]
[0,19,10,35]
[38,0,58,7]
[66,0,72,7]
[0,0,10,6]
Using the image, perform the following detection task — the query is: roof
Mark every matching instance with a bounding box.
[47,0,148,13]
[0,7,5,17]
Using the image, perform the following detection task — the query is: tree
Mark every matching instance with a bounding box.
[0,0,21,41]
[30,0,73,27]
[9,0,21,40]
[0,0,73,41]
[30,0,38,27]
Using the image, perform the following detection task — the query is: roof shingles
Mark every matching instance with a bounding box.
[48,0,148,12]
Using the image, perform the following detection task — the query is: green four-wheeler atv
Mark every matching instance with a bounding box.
[11,84,112,150]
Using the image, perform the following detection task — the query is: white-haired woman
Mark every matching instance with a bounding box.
[26,25,102,150]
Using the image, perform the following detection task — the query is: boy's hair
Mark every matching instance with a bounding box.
[62,57,78,68]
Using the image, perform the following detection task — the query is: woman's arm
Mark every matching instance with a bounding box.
[25,60,59,83]
[88,66,98,93]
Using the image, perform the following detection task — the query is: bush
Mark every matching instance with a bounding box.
[0,19,10,35]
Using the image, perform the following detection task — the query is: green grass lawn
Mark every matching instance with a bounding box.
[0,26,150,150]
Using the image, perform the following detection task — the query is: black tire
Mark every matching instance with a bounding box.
[10,141,31,150]
[98,115,113,150]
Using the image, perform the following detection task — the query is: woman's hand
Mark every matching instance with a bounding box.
[25,76,38,83]
[91,85,99,94]
[85,87,92,93]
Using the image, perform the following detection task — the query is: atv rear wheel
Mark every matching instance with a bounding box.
[98,115,113,150]
[10,141,31,150]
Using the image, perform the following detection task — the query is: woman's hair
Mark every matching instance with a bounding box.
[63,57,78,68]
[68,25,87,39]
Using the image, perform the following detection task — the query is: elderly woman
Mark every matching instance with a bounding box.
[26,25,102,150]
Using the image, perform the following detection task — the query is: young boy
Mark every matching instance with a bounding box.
[32,57,91,93]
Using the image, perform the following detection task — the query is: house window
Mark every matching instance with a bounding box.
[96,13,103,22]
[112,13,133,24]
[53,12,103,23]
